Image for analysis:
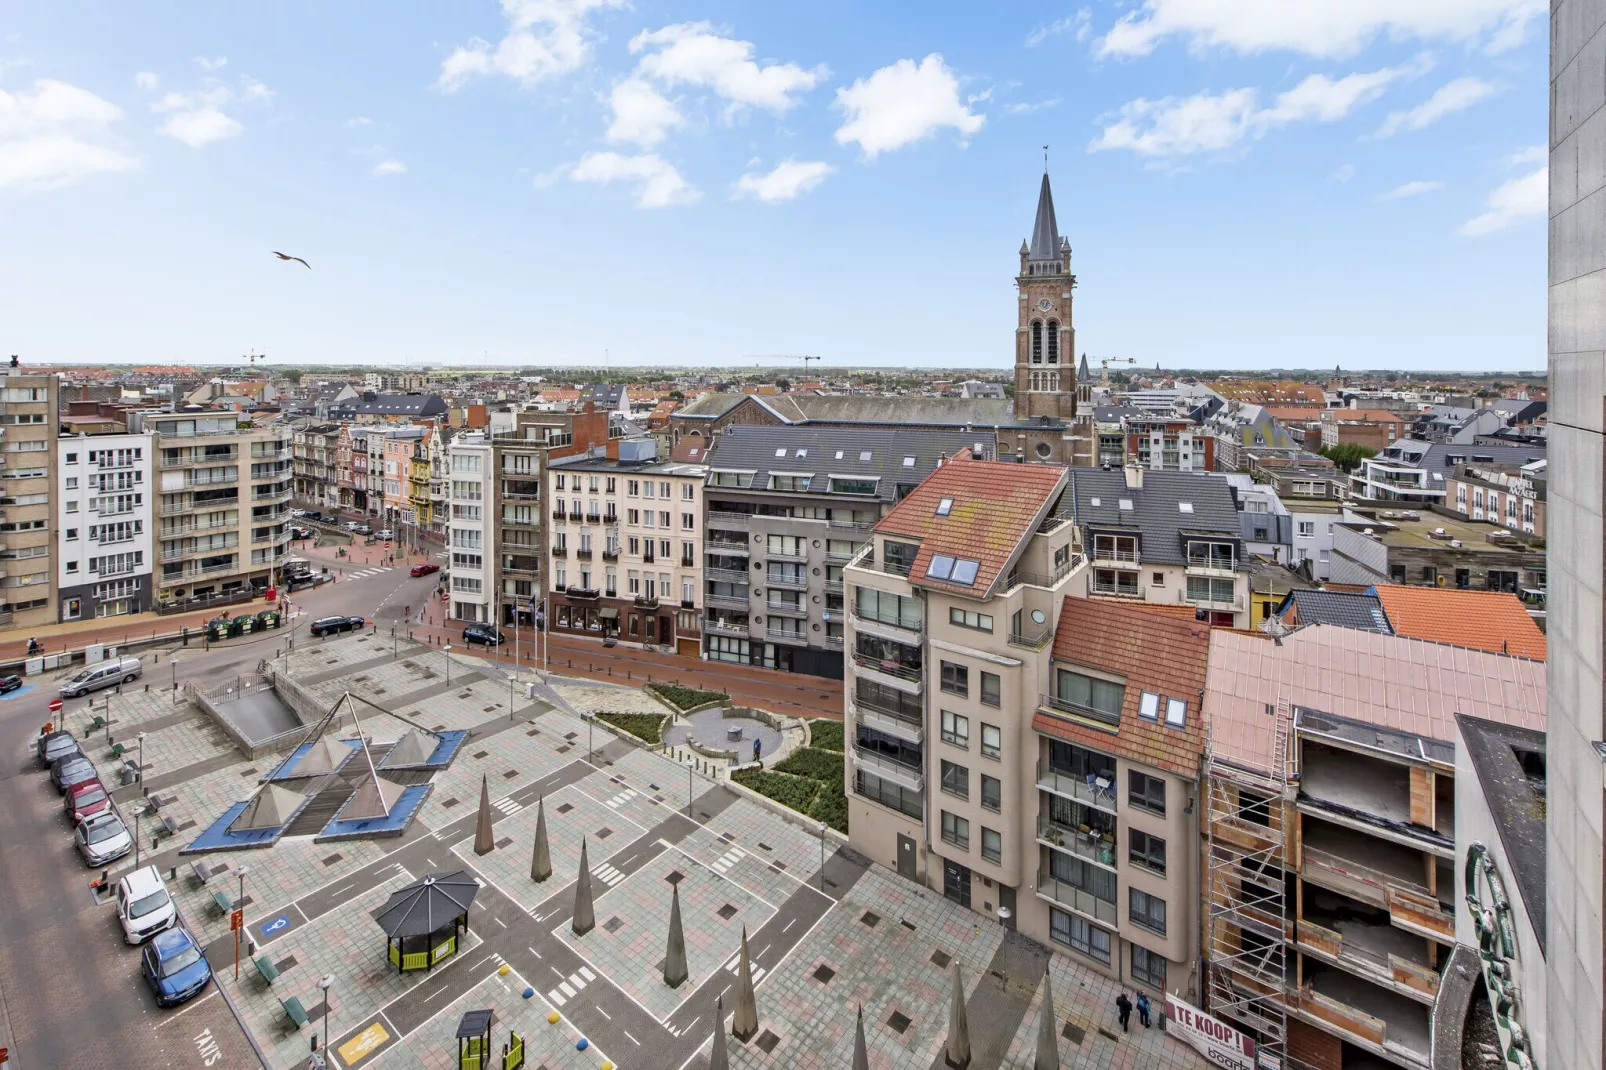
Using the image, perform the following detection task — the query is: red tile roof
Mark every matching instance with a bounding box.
[873,451,1066,597]
[1371,584,1546,659]
[1038,599,1212,777]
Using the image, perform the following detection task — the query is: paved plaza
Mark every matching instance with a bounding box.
[62,634,1209,1070]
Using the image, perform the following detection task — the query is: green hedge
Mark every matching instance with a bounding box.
[809,790,849,833]
[647,683,730,712]
[806,719,844,752]
[731,769,820,813]
[595,712,667,745]
[775,747,845,782]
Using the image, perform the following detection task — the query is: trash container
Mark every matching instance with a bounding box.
[120,760,139,786]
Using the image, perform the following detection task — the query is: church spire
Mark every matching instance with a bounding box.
[1028,171,1061,265]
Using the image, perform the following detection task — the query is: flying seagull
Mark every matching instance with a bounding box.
[272,251,311,269]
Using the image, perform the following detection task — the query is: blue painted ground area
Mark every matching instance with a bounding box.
[316,783,432,841]
[380,729,468,770]
[0,684,39,702]
[183,795,313,853]
[264,737,362,780]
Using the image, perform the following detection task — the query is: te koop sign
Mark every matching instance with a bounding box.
[1164,995,1261,1070]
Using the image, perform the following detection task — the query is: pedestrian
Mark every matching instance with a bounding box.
[26,636,39,656]
[1115,992,1132,1033]
[1136,991,1151,1028]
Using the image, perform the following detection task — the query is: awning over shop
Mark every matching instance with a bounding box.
[598,608,620,620]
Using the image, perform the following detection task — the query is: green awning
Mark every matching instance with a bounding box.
[598,607,620,620]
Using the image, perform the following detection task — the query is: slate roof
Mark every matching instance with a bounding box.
[1040,599,1211,778]
[1371,584,1546,659]
[1372,438,1546,480]
[328,392,447,418]
[1062,468,1242,566]
[675,392,1019,429]
[705,424,983,505]
[1278,589,1392,633]
[1028,171,1062,263]
[873,450,1066,598]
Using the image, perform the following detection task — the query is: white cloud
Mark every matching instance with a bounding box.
[1007,98,1062,115]
[1090,58,1420,159]
[437,0,626,91]
[194,56,228,71]
[834,54,985,159]
[629,23,826,113]
[0,78,139,192]
[148,76,269,148]
[373,159,407,177]
[1379,180,1444,199]
[1375,77,1496,137]
[158,106,242,147]
[733,158,833,202]
[1332,163,1355,182]
[1507,144,1545,166]
[569,151,699,207]
[1027,10,1093,47]
[1461,166,1546,236]
[133,71,159,91]
[605,78,682,147]
[1097,0,1545,59]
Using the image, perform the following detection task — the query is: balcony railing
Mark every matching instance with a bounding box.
[1037,817,1118,869]
[765,544,806,560]
[849,606,923,635]
[828,518,876,532]
[1039,693,1120,727]
[767,625,806,642]
[551,546,568,558]
[568,509,582,521]
[850,745,923,792]
[1180,588,1243,611]
[1091,578,1142,598]
[852,700,922,744]
[1092,547,1140,565]
[635,595,660,609]
[706,567,749,584]
[1036,762,1119,812]
[707,539,749,555]
[705,619,749,637]
[565,587,601,602]
[852,652,922,684]
[824,633,844,647]
[574,549,592,560]
[1035,870,1118,925]
[707,511,751,529]
[705,593,750,610]
[766,600,805,614]
[551,507,566,520]
[1008,624,1052,650]
[1005,554,1082,590]
[765,572,808,590]
[601,548,619,561]
[824,579,844,595]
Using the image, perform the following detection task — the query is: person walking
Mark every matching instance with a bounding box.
[1135,991,1151,1028]
[1115,991,1132,1033]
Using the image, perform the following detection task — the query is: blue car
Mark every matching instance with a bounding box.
[141,927,212,1007]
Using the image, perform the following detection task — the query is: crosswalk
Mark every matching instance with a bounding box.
[723,947,767,984]
[592,861,625,888]
[603,787,639,810]
[709,843,747,876]
[547,964,596,1007]
[493,795,523,817]
[345,566,396,580]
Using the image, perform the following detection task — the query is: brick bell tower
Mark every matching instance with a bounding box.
[1013,168,1078,423]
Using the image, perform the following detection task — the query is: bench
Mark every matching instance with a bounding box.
[281,996,309,1029]
[109,743,126,759]
[84,716,106,733]
[253,955,279,985]
[211,891,233,915]
[157,815,179,837]
[191,860,219,885]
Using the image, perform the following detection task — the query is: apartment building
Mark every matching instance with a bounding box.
[545,439,707,654]
[1330,508,1547,597]
[1443,458,1546,537]
[142,411,293,606]
[1125,414,1215,471]
[445,434,494,623]
[57,430,155,619]
[703,424,982,678]
[0,371,59,627]
[291,422,342,509]
[1348,439,1545,505]
[1200,625,1546,1070]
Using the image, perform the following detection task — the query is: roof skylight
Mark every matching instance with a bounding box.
[926,554,980,586]
[1119,499,1134,511]
[1178,502,1194,513]
[936,497,954,517]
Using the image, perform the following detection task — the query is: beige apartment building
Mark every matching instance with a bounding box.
[0,371,60,628]
[143,411,293,606]
[844,449,1211,1001]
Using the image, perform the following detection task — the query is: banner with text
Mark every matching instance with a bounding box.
[1165,995,1257,1070]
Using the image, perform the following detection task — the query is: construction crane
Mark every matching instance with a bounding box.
[742,355,821,387]
[1091,355,1136,387]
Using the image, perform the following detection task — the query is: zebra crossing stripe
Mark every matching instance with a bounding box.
[493,796,523,815]
[593,863,624,887]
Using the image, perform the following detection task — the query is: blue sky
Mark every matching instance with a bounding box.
[0,1,1548,372]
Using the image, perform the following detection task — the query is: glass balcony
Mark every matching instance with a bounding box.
[1034,869,1118,925]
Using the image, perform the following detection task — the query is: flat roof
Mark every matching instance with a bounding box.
[1340,510,1540,553]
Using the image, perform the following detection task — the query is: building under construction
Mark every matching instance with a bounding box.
[1199,625,1546,1070]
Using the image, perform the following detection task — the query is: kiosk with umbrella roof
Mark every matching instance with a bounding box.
[375,870,478,973]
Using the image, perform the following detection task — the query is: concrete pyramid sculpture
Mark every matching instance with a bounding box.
[233,783,304,830]
[384,728,435,767]
[342,771,404,822]
[572,836,596,935]
[473,774,495,855]
[1034,966,1060,1070]
[852,1004,869,1070]
[707,995,730,1070]
[731,926,758,1041]
[530,796,552,882]
[664,883,688,987]
[945,961,971,1068]
[296,734,352,776]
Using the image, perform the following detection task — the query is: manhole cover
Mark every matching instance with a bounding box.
[495,837,513,849]
[503,770,519,779]
[322,853,343,866]
[526,728,541,737]
[241,768,259,778]
[812,964,835,984]
[556,745,571,754]
[603,916,623,934]
[886,1010,911,1034]
[596,827,613,840]
[901,920,916,931]
[275,955,298,971]
[770,861,787,872]
[473,750,489,759]
[716,904,738,921]
[557,803,574,814]
[860,911,880,928]
[442,798,460,809]
[930,950,951,969]
[757,842,773,852]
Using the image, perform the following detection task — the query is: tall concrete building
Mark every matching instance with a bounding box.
[0,370,60,628]
[1548,0,1606,1063]
[57,430,155,620]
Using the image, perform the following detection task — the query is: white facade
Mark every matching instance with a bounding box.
[1287,503,1343,580]
[57,432,155,619]
[446,437,493,623]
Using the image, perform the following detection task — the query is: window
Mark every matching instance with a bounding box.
[980,724,1001,761]
[981,828,1002,864]
[828,476,879,495]
[927,555,980,585]
[948,607,993,632]
[936,497,953,516]
[940,760,969,800]
[940,710,969,748]
[682,483,694,500]
[855,770,921,818]
[940,661,969,697]
[682,512,694,530]
[1129,830,1166,875]
[980,671,1000,708]
[1151,572,1165,586]
[980,775,1002,812]
[1296,520,1315,538]
[1129,771,1166,815]
[1049,910,1110,964]
[940,811,969,850]
[1186,575,1235,606]
[855,587,922,630]
[1131,946,1167,990]
[1053,669,1125,725]
[1129,888,1167,935]
[1165,697,1186,727]
[1138,692,1160,721]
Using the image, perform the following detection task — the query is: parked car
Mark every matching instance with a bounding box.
[65,778,112,824]
[141,927,213,1007]
[116,866,177,944]
[303,509,322,522]
[36,730,79,768]
[75,811,132,866]
[288,507,305,518]
[354,523,373,536]
[290,525,313,540]
[51,753,98,794]
[410,562,440,577]
[0,673,23,694]
[310,615,366,637]
[58,657,142,699]
[343,520,364,532]
[462,622,505,646]
[375,528,395,541]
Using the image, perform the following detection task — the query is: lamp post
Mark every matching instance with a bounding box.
[684,759,695,813]
[170,656,178,704]
[819,823,828,893]
[443,643,452,687]
[583,712,594,763]
[233,864,249,980]
[136,731,147,791]
[317,973,334,1067]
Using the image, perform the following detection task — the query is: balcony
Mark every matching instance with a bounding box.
[765,572,808,590]
[1294,968,1432,1069]
[160,560,239,582]
[163,449,238,467]
[849,745,923,792]
[705,592,750,610]
[1008,623,1052,650]
[551,507,566,520]
[252,487,293,505]
[766,599,806,615]
[824,546,859,563]
[585,512,601,524]
[707,539,749,556]
[852,699,922,744]
[565,587,601,602]
[1039,693,1120,728]
[852,651,923,690]
[1185,557,1237,579]
[1090,576,1142,598]
[161,543,237,563]
[1037,817,1117,869]
[766,544,806,560]
[829,518,875,532]
[250,446,293,462]
[574,549,593,560]
[1091,546,1140,566]
[767,625,806,643]
[635,595,660,610]
[1179,587,1243,612]
[1034,869,1118,926]
[680,554,696,569]
[705,619,749,637]
[567,509,582,522]
[1036,762,1118,813]
[1295,916,1440,1004]
[551,546,568,558]
[707,511,751,529]
[849,606,923,642]
[824,579,844,595]
[601,548,619,562]
[706,567,749,584]
[824,633,844,648]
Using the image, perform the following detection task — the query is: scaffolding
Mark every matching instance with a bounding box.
[1204,699,1296,1068]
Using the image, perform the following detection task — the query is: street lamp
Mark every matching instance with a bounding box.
[170,656,178,704]
[317,973,334,1066]
[443,643,452,687]
[684,759,695,813]
[136,731,147,791]
[582,712,594,763]
[233,865,250,980]
[819,823,828,893]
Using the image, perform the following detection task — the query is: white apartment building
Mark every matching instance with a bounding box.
[57,431,155,619]
[445,435,493,623]
[0,371,60,627]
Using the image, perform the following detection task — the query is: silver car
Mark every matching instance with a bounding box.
[75,811,132,866]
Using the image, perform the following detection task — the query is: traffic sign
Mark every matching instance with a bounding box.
[230,909,244,932]
[48,698,62,713]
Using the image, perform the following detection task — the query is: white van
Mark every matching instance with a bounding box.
[116,865,176,944]
[58,657,142,699]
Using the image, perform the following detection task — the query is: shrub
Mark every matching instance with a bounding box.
[806,719,844,752]
[730,769,820,813]
[776,747,845,782]
[647,683,730,712]
[595,712,666,745]
[809,790,849,833]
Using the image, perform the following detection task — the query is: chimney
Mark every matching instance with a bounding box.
[1124,462,1143,490]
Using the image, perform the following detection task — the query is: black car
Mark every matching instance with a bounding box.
[303,510,323,522]
[462,623,505,646]
[310,615,366,637]
[37,730,79,768]
[290,526,313,540]
[51,753,98,794]
[0,674,23,694]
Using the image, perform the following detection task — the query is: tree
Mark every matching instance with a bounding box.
[282,368,303,385]
[776,378,791,392]
[1318,442,1378,472]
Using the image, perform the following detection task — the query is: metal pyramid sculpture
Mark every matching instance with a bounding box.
[707,995,730,1070]
[731,926,758,1041]
[384,727,435,767]
[1034,966,1060,1070]
[530,796,551,881]
[295,734,353,776]
[664,883,688,987]
[571,836,596,935]
[232,783,304,830]
[342,770,404,821]
[945,961,971,1068]
[473,774,495,855]
[852,1004,869,1070]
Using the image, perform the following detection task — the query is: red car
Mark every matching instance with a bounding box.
[410,563,440,577]
[65,778,113,825]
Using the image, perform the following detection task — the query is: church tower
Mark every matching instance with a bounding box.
[1013,170,1077,423]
